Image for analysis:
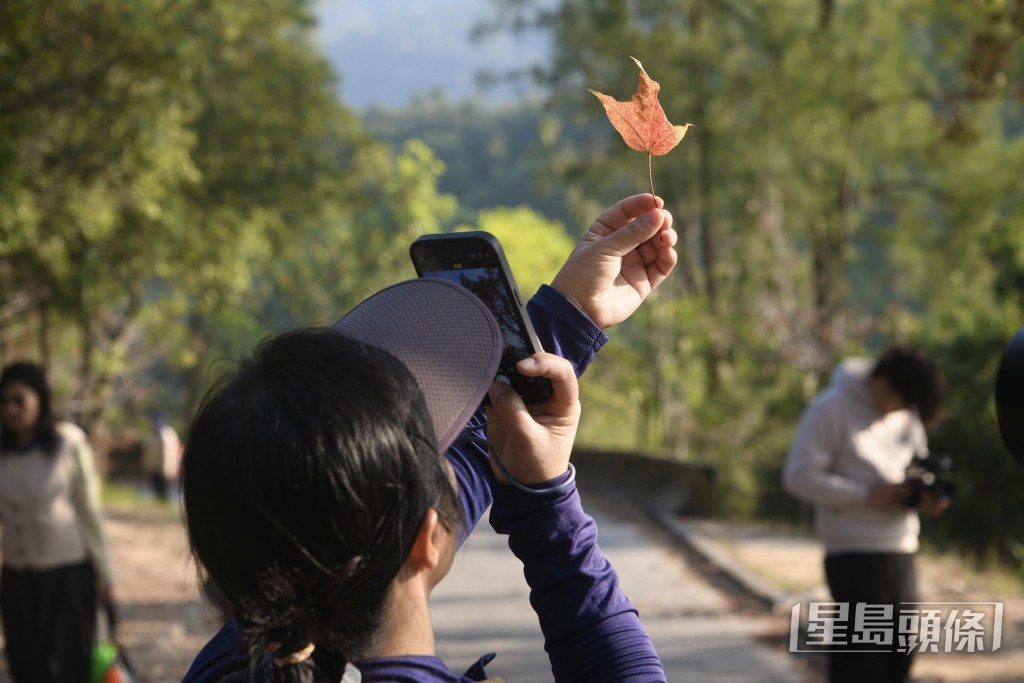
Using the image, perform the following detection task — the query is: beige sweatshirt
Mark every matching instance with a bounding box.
[0,422,115,583]
[782,358,926,554]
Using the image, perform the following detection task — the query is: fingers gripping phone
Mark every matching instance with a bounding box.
[410,231,553,405]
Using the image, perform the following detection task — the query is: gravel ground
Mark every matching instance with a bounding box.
[100,503,223,682]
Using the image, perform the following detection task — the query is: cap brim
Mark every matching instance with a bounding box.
[331,278,502,452]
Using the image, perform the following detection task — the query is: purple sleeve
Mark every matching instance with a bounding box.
[448,412,494,547]
[527,285,607,378]
[489,484,666,682]
[448,286,609,546]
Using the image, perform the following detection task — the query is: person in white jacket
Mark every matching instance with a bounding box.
[143,413,182,503]
[783,345,949,683]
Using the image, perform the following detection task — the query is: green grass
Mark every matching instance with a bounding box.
[101,480,148,506]
[101,479,184,524]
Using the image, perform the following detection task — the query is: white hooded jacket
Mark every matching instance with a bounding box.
[783,358,926,554]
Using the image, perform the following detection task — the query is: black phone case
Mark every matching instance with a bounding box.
[410,231,553,405]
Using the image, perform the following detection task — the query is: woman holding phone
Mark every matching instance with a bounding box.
[182,194,676,682]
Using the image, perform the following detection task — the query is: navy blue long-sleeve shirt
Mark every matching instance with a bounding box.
[182,285,666,682]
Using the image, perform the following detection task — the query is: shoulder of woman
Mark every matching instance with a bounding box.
[55,421,88,446]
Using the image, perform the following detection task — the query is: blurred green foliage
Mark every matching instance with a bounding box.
[477,0,1024,567]
[0,0,458,432]
[3,0,1024,571]
[365,94,575,227]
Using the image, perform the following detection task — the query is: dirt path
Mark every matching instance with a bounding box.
[681,519,1024,683]
[101,503,222,682]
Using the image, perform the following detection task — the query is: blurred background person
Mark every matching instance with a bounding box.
[783,345,949,683]
[143,412,182,504]
[0,361,116,683]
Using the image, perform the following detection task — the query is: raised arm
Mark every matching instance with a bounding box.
[485,354,665,682]
[449,194,679,543]
[63,423,115,603]
[782,398,873,507]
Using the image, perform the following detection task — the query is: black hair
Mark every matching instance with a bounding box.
[0,361,61,454]
[182,328,460,682]
[871,345,947,425]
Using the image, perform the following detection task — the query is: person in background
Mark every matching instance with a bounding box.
[143,412,182,503]
[0,361,116,683]
[783,345,950,683]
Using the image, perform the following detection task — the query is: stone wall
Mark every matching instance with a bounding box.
[571,448,716,516]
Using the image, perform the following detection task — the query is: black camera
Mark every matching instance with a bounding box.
[903,453,954,507]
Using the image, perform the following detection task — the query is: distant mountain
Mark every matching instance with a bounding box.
[313,0,550,111]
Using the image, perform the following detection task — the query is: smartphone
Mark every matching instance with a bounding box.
[410,231,553,405]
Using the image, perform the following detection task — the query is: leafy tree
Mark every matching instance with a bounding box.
[482,0,1024,566]
[364,94,575,225]
[0,0,460,448]
[0,0,206,425]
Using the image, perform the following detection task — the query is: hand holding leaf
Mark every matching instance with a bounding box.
[590,57,691,196]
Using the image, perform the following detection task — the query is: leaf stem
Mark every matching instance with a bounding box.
[648,153,655,197]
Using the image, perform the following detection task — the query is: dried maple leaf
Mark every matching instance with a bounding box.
[590,56,691,196]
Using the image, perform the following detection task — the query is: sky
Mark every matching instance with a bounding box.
[313,0,551,110]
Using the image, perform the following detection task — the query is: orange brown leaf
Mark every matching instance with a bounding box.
[589,56,691,157]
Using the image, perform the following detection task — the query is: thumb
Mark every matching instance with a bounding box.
[486,375,534,435]
[601,208,665,256]
[486,375,515,407]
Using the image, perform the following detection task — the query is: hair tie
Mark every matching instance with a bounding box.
[272,642,315,667]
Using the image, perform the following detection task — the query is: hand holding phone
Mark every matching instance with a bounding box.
[410,231,553,405]
[485,353,580,485]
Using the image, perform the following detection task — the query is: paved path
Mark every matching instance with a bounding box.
[0,494,809,683]
[9,491,1022,682]
[433,495,807,682]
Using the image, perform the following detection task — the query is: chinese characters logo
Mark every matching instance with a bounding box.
[789,602,1003,654]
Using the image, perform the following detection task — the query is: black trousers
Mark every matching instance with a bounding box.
[151,471,170,502]
[824,552,917,683]
[0,561,97,683]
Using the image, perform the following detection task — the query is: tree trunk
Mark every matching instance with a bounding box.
[674,214,698,295]
[690,0,721,395]
[75,306,94,429]
[183,309,210,426]
[808,16,867,370]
